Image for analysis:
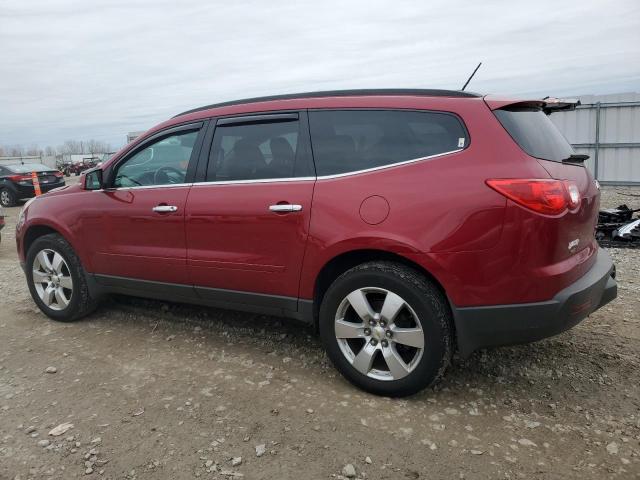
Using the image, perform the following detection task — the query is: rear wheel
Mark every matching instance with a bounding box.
[319,261,453,397]
[26,233,98,322]
[0,188,16,207]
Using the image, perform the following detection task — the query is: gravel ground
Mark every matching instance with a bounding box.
[0,186,639,480]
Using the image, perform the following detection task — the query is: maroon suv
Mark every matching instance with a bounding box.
[16,89,617,396]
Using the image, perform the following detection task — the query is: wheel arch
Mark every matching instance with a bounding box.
[21,221,88,270]
[23,224,62,257]
[311,249,451,329]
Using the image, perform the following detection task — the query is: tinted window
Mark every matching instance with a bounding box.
[309,110,467,176]
[207,120,302,182]
[494,108,574,162]
[114,130,198,187]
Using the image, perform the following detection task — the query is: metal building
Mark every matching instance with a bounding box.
[550,92,640,185]
[127,131,145,144]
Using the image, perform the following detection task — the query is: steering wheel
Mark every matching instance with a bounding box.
[153,166,184,185]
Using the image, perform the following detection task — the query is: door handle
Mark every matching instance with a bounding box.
[269,204,303,213]
[152,205,178,213]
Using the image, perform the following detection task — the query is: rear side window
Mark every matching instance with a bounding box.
[207,119,308,182]
[309,110,467,176]
[494,107,574,162]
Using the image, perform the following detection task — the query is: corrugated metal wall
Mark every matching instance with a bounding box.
[550,92,640,185]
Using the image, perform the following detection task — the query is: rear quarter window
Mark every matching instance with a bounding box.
[494,107,574,162]
[309,110,467,176]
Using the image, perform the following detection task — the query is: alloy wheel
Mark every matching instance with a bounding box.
[32,249,73,311]
[0,190,10,206]
[334,287,425,381]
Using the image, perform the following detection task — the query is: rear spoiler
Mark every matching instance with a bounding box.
[484,95,580,114]
[541,97,581,115]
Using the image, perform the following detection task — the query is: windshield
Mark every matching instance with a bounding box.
[7,163,53,173]
[494,107,574,162]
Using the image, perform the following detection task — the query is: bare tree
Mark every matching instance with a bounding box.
[8,145,24,157]
[25,145,42,156]
[86,139,112,156]
[60,140,83,155]
[2,139,114,159]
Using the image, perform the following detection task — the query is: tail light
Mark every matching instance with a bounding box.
[486,179,580,216]
[8,174,32,182]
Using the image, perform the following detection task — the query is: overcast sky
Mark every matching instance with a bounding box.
[1,0,639,149]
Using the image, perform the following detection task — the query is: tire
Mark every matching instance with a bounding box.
[319,261,453,397]
[0,188,17,207]
[25,233,98,322]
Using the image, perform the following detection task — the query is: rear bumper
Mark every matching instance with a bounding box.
[452,248,617,357]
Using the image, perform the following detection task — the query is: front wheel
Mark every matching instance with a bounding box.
[25,233,98,322]
[319,261,453,397]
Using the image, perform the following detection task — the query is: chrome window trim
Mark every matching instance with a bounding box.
[92,148,463,190]
[314,148,463,180]
[92,182,194,192]
[192,176,315,187]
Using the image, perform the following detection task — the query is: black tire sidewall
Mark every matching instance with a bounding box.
[320,265,451,397]
[25,235,87,321]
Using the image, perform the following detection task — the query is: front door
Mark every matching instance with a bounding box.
[86,123,205,285]
[185,112,315,308]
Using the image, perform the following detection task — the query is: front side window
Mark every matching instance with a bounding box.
[309,110,467,176]
[114,130,198,188]
[207,120,301,182]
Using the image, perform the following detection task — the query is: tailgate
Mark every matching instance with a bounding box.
[492,104,600,263]
[538,158,600,260]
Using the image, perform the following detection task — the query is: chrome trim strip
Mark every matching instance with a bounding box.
[191,149,463,186]
[315,148,463,180]
[93,148,463,190]
[96,182,194,192]
[192,177,315,187]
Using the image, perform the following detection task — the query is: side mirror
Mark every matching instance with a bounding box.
[83,169,104,190]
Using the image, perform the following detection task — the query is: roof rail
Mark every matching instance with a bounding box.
[174,89,481,118]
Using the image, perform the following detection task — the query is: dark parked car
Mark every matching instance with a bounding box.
[15,89,617,396]
[0,205,4,243]
[0,163,65,207]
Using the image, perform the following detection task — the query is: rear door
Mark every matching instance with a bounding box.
[185,112,315,308]
[86,122,206,285]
